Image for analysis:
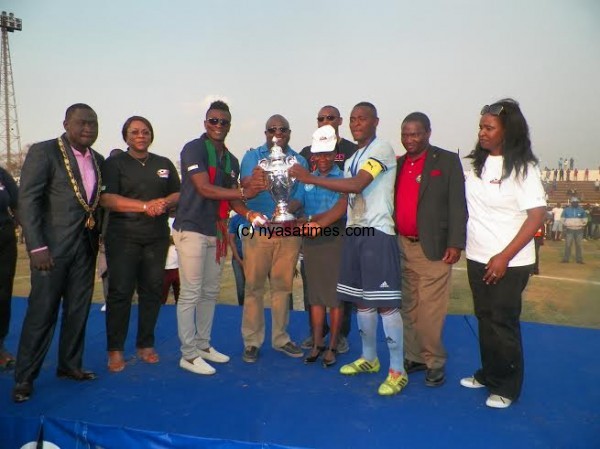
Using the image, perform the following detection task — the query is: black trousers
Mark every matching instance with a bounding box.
[301,259,353,337]
[15,234,96,383]
[467,259,532,400]
[105,234,169,351]
[0,224,17,341]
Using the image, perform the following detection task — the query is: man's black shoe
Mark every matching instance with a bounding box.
[56,369,97,381]
[12,382,33,403]
[425,368,446,387]
[404,359,427,374]
[242,346,259,363]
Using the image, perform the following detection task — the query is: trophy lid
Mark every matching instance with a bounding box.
[270,136,285,160]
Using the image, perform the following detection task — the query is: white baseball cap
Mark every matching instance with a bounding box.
[311,125,336,153]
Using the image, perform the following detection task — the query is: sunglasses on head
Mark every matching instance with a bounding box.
[317,115,338,122]
[480,104,504,116]
[206,118,231,126]
[266,127,290,134]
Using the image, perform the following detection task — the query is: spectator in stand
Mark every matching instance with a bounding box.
[532,226,544,275]
[228,213,249,306]
[544,207,553,238]
[560,198,587,264]
[552,169,557,181]
[590,204,600,239]
[595,179,600,192]
[569,157,574,170]
[551,203,564,241]
[584,168,589,181]
[563,158,568,170]
[558,157,563,169]
[162,221,180,305]
[583,204,593,240]
[573,168,578,181]
[559,168,564,181]
[0,165,18,370]
[566,168,571,182]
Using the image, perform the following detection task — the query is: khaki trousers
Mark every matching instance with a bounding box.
[398,236,451,369]
[242,234,301,348]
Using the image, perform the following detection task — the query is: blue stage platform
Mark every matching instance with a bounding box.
[0,298,598,449]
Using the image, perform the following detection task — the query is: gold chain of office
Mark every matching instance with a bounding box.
[57,137,102,229]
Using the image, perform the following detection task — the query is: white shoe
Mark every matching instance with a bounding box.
[199,346,230,364]
[100,304,106,312]
[486,394,512,409]
[460,376,486,389]
[179,357,216,375]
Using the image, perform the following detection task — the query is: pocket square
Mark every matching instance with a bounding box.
[430,169,442,177]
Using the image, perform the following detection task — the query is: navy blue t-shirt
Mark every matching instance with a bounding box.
[0,167,18,227]
[174,134,240,237]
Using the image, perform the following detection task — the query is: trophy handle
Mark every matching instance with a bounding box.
[258,158,270,170]
[285,155,297,182]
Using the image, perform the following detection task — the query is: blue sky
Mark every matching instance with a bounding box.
[4,0,600,170]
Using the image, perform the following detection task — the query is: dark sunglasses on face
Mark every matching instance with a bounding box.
[480,104,504,116]
[266,127,290,134]
[207,118,231,126]
[317,115,338,122]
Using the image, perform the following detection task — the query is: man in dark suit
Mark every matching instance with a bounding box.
[12,104,104,402]
[395,112,466,387]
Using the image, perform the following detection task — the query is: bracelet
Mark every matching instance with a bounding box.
[240,187,247,202]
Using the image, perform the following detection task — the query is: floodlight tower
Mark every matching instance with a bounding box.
[0,11,22,175]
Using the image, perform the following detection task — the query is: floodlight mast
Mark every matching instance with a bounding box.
[0,11,23,175]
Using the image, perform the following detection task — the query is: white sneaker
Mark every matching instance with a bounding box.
[199,346,230,364]
[486,394,512,409]
[460,376,486,389]
[179,357,216,375]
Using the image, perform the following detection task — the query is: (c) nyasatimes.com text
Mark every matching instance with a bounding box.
[239,225,376,239]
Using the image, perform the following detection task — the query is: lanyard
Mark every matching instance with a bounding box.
[349,137,376,176]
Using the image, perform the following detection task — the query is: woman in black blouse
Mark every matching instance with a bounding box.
[100,116,180,372]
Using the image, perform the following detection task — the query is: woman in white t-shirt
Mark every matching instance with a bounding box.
[460,99,546,409]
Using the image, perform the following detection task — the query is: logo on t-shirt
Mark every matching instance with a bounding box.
[304,184,314,191]
[157,169,169,179]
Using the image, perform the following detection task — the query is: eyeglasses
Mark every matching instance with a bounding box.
[480,104,504,116]
[207,118,231,126]
[266,127,290,134]
[128,129,151,136]
[317,115,338,122]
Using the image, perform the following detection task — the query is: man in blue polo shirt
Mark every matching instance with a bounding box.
[239,114,309,363]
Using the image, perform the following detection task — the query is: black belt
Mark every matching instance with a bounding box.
[403,235,419,243]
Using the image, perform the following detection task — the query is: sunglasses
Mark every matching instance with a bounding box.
[266,127,290,134]
[206,118,231,126]
[317,115,338,122]
[480,104,504,116]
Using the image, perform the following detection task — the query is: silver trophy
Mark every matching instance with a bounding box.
[258,137,298,226]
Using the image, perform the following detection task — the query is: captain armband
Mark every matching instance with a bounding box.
[360,158,385,178]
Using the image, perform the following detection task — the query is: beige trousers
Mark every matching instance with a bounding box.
[242,234,301,348]
[398,236,451,370]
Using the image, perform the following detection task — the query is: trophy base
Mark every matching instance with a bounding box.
[266,219,297,233]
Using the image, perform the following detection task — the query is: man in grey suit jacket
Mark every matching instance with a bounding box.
[12,104,104,402]
[394,112,466,387]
